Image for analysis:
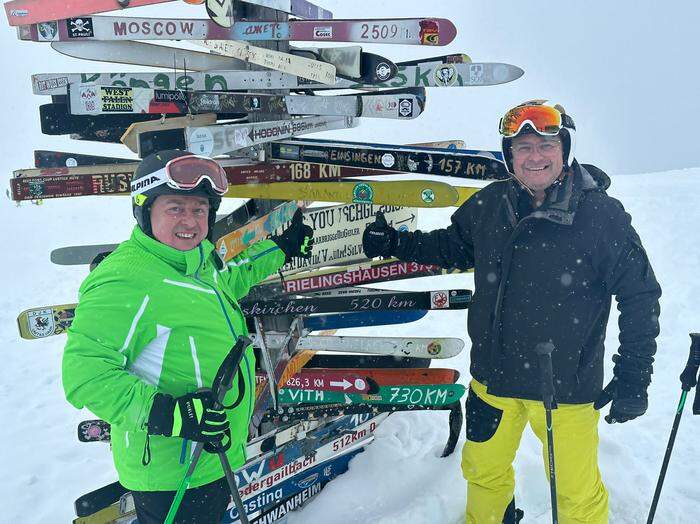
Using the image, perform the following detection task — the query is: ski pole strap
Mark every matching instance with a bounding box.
[535,342,557,410]
[693,382,700,415]
[679,333,700,391]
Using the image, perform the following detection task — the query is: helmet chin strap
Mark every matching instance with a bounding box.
[509,168,568,199]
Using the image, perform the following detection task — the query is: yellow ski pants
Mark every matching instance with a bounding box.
[462,380,609,524]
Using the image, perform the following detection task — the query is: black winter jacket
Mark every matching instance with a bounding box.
[395,161,661,403]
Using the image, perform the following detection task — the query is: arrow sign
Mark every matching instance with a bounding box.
[330,379,352,390]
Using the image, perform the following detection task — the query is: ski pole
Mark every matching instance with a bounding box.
[646,333,700,523]
[535,342,558,524]
[165,335,252,524]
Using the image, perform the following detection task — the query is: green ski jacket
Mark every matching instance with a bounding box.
[63,226,285,491]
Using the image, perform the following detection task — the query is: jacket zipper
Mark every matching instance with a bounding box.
[192,246,255,423]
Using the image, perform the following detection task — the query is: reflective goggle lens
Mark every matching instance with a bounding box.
[166,155,228,195]
[499,105,563,137]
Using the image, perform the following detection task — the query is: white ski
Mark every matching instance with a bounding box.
[51,40,245,71]
[255,334,465,359]
[32,61,525,95]
[197,39,336,85]
[186,116,356,156]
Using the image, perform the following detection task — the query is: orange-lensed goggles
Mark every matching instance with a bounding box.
[130,155,228,197]
[499,104,564,138]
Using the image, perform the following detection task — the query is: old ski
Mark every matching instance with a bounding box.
[32,60,524,95]
[279,383,466,407]
[225,179,465,208]
[34,150,135,168]
[51,40,246,72]
[141,115,357,158]
[200,39,335,84]
[258,334,465,359]
[270,139,509,180]
[239,289,472,316]
[67,84,425,120]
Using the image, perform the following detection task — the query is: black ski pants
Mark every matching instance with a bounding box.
[132,476,230,524]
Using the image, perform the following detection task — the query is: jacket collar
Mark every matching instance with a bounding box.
[131,226,216,276]
[505,160,606,227]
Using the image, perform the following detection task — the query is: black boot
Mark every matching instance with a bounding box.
[503,498,524,523]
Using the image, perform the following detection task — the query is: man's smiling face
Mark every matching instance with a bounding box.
[149,194,209,251]
[511,133,565,192]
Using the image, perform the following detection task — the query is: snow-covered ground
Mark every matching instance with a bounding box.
[1,1,699,522]
[1,167,699,523]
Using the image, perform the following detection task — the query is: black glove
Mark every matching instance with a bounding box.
[594,377,648,423]
[147,389,230,450]
[362,212,398,259]
[594,355,651,424]
[271,208,314,263]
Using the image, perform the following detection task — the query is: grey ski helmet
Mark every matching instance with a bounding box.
[500,100,576,174]
[131,150,223,241]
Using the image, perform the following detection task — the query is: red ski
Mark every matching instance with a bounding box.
[5,0,171,26]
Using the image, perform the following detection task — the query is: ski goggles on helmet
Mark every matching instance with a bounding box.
[130,155,228,198]
[499,103,572,138]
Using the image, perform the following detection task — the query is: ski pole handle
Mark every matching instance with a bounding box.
[535,342,556,410]
[212,335,252,409]
[679,333,700,391]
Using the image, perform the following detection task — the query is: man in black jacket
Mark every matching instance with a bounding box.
[362,100,661,523]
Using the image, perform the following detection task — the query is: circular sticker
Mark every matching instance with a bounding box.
[65,157,78,168]
[381,153,396,168]
[375,62,392,81]
[188,127,214,156]
[421,188,435,203]
[427,341,442,356]
[354,378,366,390]
[352,182,374,204]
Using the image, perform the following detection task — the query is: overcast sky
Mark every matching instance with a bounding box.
[1,0,698,176]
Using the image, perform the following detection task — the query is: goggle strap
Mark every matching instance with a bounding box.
[130,167,171,197]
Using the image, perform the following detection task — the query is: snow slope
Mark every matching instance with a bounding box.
[1,168,699,523]
[1,1,699,522]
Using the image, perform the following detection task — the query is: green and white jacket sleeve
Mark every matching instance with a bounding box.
[62,276,158,432]
[223,239,286,300]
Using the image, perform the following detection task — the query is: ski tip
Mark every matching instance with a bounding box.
[433,18,458,46]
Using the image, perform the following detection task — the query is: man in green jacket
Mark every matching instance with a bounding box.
[63,150,314,523]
